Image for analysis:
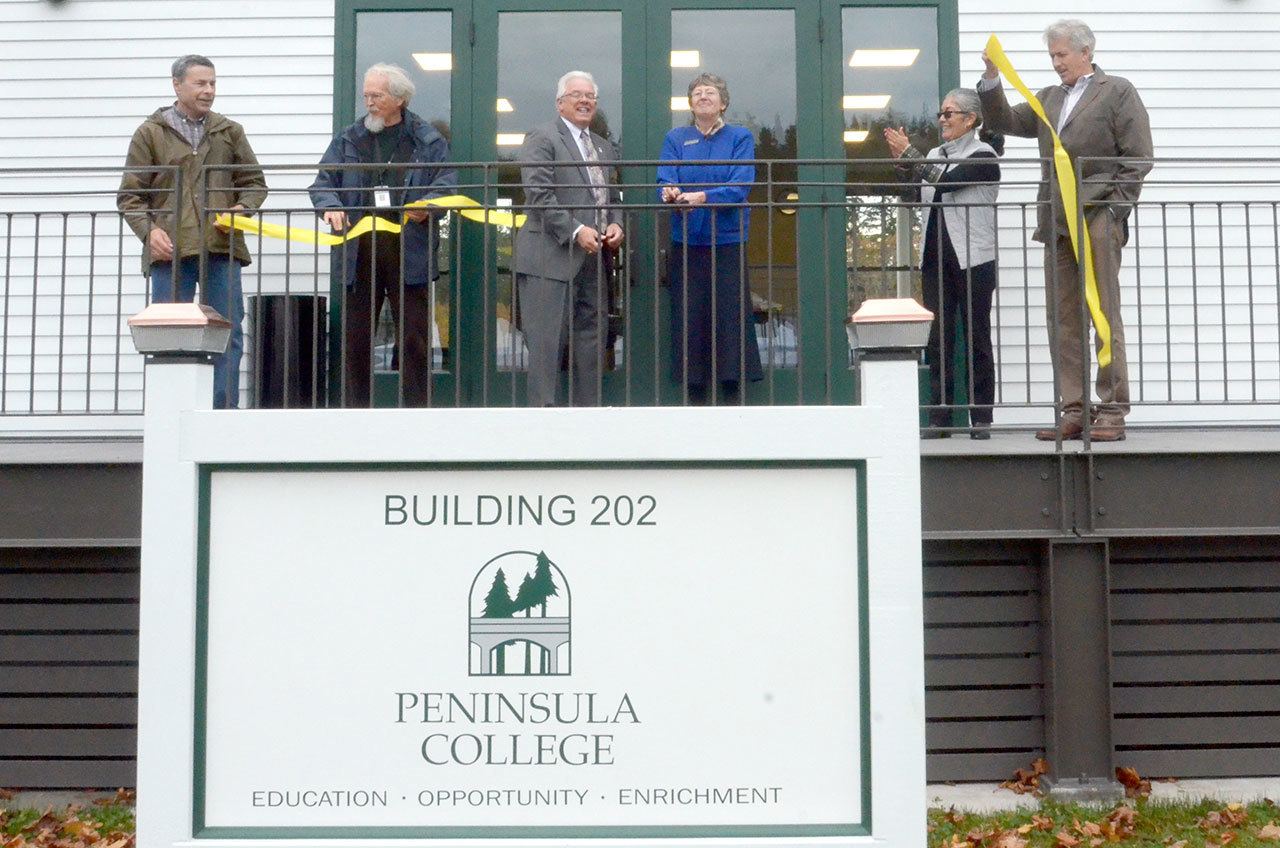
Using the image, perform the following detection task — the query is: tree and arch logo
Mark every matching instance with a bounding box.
[467,550,571,676]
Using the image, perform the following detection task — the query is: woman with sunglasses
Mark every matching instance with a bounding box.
[885,88,1004,439]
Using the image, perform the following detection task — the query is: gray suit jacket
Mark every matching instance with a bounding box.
[979,65,1153,243]
[514,119,623,282]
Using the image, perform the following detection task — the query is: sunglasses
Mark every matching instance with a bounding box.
[936,109,972,120]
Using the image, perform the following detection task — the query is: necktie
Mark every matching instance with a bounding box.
[580,130,608,231]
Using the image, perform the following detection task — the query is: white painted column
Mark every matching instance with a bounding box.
[129,304,226,848]
[851,298,933,848]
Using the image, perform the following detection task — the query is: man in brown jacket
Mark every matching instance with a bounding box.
[980,20,1153,441]
[117,55,267,408]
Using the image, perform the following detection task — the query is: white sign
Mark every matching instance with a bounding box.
[197,463,867,839]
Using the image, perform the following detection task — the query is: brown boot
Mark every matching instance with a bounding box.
[1035,419,1083,441]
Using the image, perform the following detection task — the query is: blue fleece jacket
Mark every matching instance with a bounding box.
[656,123,755,246]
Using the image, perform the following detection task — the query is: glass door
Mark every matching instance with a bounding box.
[470,0,637,406]
[332,1,473,406]
[333,0,956,407]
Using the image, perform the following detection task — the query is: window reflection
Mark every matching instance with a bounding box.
[669,9,798,370]
[354,11,453,374]
[841,6,940,312]
[495,12,623,374]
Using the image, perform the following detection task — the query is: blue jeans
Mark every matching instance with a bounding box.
[150,254,243,408]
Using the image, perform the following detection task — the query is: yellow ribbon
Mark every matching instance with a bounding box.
[215,194,525,247]
[985,34,1111,368]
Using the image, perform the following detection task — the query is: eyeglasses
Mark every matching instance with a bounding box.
[936,109,972,120]
[560,91,598,102]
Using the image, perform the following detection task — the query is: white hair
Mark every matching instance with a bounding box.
[364,63,415,103]
[1043,19,1095,55]
[555,71,598,99]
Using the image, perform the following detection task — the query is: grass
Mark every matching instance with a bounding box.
[930,797,1280,848]
[0,801,136,846]
[2,793,1277,848]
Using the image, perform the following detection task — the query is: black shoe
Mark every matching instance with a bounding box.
[970,423,991,440]
[921,429,951,439]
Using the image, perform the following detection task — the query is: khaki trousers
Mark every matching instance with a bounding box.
[1045,209,1129,425]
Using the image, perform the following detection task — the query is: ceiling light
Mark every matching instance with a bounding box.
[496,133,525,146]
[412,52,453,72]
[496,98,514,113]
[670,50,701,68]
[843,130,869,144]
[670,96,690,111]
[842,94,891,110]
[848,49,919,68]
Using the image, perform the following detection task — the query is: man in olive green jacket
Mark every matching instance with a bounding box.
[117,55,267,408]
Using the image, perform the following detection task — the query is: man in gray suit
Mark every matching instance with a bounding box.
[514,71,624,407]
[980,19,1153,441]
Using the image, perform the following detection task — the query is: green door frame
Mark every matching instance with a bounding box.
[818,0,960,405]
[331,0,958,407]
[332,0,475,407]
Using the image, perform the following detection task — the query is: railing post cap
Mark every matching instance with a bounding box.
[847,298,934,353]
[128,302,231,357]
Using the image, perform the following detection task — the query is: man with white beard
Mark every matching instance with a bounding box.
[310,63,456,408]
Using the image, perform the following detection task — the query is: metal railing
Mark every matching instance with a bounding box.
[2,157,1279,437]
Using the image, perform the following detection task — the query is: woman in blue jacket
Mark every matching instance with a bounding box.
[658,73,763,404]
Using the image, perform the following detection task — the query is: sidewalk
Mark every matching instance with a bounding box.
[929,779,1280,813]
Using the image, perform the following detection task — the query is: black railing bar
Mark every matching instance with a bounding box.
[650,210,660,405]
[84,212,97,414]
[56,213,70,413]
[1215,203,1229,399]
[506,204,518,408]
[1189,204,1202,402]
[205,155,1064,170]
[1245,202,1258,400]
[27,214,40,413]
[0,212,11,413]
[310,212,323,410]
[1272,204,1280,389]
[480,163,492,409]
[452,205,462,408]
[0,165,185,175]
[1132,203,1144,402]
[111,213,126,413]
[765,160,776,405]
[284,210,297,410]
[1160,203,1173,404]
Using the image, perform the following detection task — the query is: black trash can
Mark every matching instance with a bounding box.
[248,294,328,409]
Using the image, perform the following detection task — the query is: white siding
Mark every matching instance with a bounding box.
[959,0,1280,422]
[0,0,336,416]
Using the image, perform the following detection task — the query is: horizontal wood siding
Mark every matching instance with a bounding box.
[924,553,1045,782]
[0,0,337,414]
[0,547,139,789]
[1110,540,1280,778]
[959,1,1280,422]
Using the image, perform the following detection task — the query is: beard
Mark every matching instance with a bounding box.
[364,113,386,133]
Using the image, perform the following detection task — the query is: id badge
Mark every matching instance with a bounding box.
[374,186,392,208]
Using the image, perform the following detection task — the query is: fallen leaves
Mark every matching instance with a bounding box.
[0,803,134,848]
[1258,821,1280,841]
[1115,767,1152,799]
[91,792,133,809]
[1000,758,1050,796]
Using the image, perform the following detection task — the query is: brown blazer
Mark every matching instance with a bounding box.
[979,65,1153,244]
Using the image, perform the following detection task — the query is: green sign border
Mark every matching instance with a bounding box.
[193,460,872,839]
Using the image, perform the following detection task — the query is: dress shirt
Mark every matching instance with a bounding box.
[558,117,609,240]
[163,103,206,152]
[1057,73,1094,132]
[976,73,1095,133]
